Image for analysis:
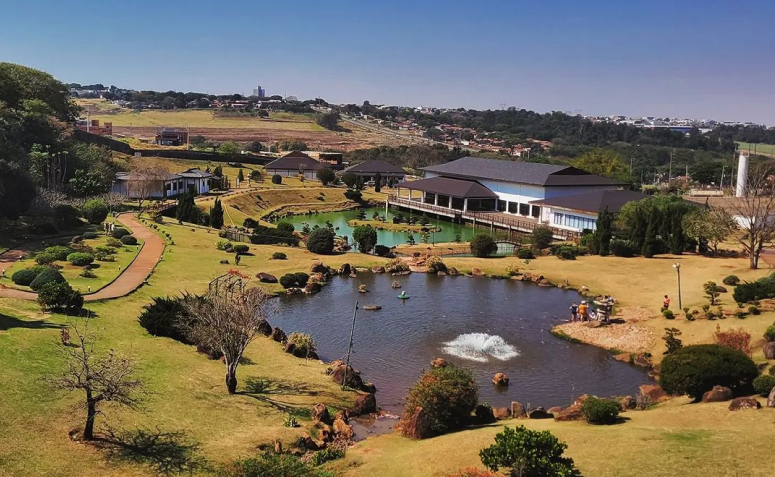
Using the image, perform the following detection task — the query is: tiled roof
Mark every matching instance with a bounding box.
[530,189,646,214]
[396,177,497,198]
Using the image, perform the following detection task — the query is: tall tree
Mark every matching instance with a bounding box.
[176,190,195,222]
[723,165,775,269]
[374,172,382,193]
[571,148,632,183]
[0,160,37,220]
[127,164,171,208]
[641,208,658,258]
[682,206,736,255]
[596,206,613,256]
[210,197,224,229]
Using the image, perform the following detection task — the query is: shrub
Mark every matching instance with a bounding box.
[271,174,282,184]
[243,218,258,229]
[516,247,534,259]
[11,267,45,286]
[753,375,775,397]
[29,268,65,291]
[374,244,391,257]
[249,225,300,246]
[220,453,332,477]
[310,447,345,466]
[71,236,83,244]
[271,252,287,260]
[662,309,675,320]
[713,326,751,356]
[80,269,96,278]
[293,272,309,287]
[610,239,637,257]
[479,425,576,477]
[107,237,123,248]
[94,245,115,255]
[138,294,204,343]
[66,252,94,266]
[111,227,130,239]
[216,240,232,251]
[426,256,447,274]
[280,273,309,289]
[531,226,553,250]
[29,219,58,235]
[352,225,378,253]
[37,282,83,312]
[748,306,761,315]
[474,403,496,424]
[723,275,740,286]
[96,251,115,262]
[232,244,249,255]
[660,344,758,401]
[581,397,620,424]
[307,228,335,254]
[276,222,295,235]
[344,189,363,201]
[120,235,138,245]
[81,199,109,225]
[764,325,775,342]
[385,258,410,273]
[249,170,262,181]
[470,234,497,258]
[316,167,336,185]
[556,246,576,260]
[45,245,75,261]
[400,364,478,437]
[54,204,82,228]
[34,252,58,266]
[288,332,316,358]
[733,274,775,303]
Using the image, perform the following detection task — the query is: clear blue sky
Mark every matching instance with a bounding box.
[2,0,774,123]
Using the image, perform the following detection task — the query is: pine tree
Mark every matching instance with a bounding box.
[176,191,195,222]
[641,208,658,258]
[237,169,245,183]
[597,206,613,256]
[210,198,224,229]
[669,207,685,254]
[374,172,382,193]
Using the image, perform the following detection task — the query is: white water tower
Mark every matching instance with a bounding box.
[736,152,749,198]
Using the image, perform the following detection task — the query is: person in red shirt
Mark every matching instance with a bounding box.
[663,295,670,310]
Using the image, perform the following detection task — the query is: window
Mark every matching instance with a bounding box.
[561,213,596,230]
[497,200,506,212]
[553,212,564,225]
[519,203,530,216]
[508,202,517,214]
[531,205,540,218]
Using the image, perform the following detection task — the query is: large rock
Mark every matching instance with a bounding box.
[400,406,433,439]
[702,386,733,403]
[528,407,551,419]
[729,397,761,411]
[553,407,584,422]
[538,278,553,287]
[763,342,775,360]
[316,423,333,442]
[352,393,377,415]
[256,272,277,283]
[362,382,377,394]
[768,387,775,408]
[257,320,272,336]
[330,362,364,389]
[271,327,287,343]
[312,403,332,425]
[492,372,509,386]
[493,407,511,420]
[332,417,354,439]
[310,262,332,277]
[447,267,459,276]
[303,282,321,294]
[471,268,484,276]
[547,406,564,416]
[285,342,319,360]
[338,263,351,275]
[511,401,527,419]
[617,395,636,411]
[302,433,325,450]
[639,384,668,403]
[633,354,652,368]
[431,358,448,368]
[372,266,385,274]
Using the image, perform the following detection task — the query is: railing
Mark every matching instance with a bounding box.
[388,196,459,216]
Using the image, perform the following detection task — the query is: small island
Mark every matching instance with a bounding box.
[347,219,442,233]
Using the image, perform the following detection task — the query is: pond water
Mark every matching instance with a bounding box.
[281,207,478,248]
[275,274,651,413]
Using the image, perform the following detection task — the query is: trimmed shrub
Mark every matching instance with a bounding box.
[94,245,115,255]
[216,240,232,251]
[271,174,282,185]
[474,403,496,424]
[556,246,576,260]
[29,268,65,291]
[232,244,249,255]
[531,226,553,250]
[426,256,447,273]
[271,252,287,260]
[80,269,96,278]
[243,218,258,229]
[660,344,758,401]
[516,247,534,259]
[67,252,94,266]
[83,232,98,240]
[287,332,316,358]
[352,225,378,254]
[400,364,478,437]
[723,275,740,286]
[220,453,332,477]
[279,273,309,289]
[81,199,109,225]
[662,309,675,320]
[748,305,761,315]
[138,294,204,343]
[107,237,123,248]
[470,234,497,258]
[753,375,775,397]
[581,397,620,424]
[249,224,300,246]
[764,325,775,342]
[34,252,58,266]
[37,282,83,312]
[344,189,363,201]
[733,274,775,303]
[307,228,335,254]
[111,227,131,239]
[610,239,637,257]
[120,235,138,245]
[374,244,391,257]
[479,425,576,477]
[45,246,75,261]
[276,222,295,235]
[11,267,45,286]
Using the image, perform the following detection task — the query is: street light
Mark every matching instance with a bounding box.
[672,263,682,310]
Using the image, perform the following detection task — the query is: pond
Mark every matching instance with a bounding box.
[281,207,478,248]
[275,273,651,413]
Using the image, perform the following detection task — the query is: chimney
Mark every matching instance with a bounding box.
[736,152,749,198]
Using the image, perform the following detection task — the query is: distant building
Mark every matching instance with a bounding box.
[111,168,214,199]
[305,151,343,169]
[155,128,188,146]
[76,119,113,136]
[252,85,266,98]
[343,160,406,183]
[265,151,322,179]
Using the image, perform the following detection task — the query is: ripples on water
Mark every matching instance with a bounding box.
[442,333,520,362]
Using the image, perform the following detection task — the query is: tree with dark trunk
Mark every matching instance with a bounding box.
[210,198,224,229]
[723,165,775,269]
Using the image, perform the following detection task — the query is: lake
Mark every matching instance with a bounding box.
[275,273,650,413]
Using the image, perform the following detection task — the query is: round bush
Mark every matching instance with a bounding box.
[662,309,675,320]
[660,344,759,401]
[764,325,775,342]
[111,227,131,239]
[470,234,497,258]
[82,232,98,240]
[232,244,249,255]
[276,222,295,235]
[753,374,775,396]
[556,246,576,260]
[272,252,287,260]
[400,364,478,437]
[723,275,740,286]
[516,247,534,259]
[29,268,66,292]
[271,174,282,185]
[581,397,620,424]
[307,228,334,254]
[138,295,202,343]
[37,281,83,312]
[46,246,75,261]
[82,199,109,225]
[67,252,94,266]
[374,244,391,257]
[288,332,317,357]
[11,268,44,286]
[120,235,138,245]
[34,252,58,266]
[279,272,310,289]
[531,226,553,250]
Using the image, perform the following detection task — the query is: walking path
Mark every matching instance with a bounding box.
[0,214,164,302]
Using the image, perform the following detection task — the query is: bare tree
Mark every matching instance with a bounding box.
[185,287,275,394]
[126,164,171,209]
[50,320,143,440]
[725,165,775,269]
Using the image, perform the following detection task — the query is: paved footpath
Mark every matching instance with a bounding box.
[0,213,164,302]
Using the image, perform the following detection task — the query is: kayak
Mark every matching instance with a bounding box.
[363,305,382,310]
[397,295,410,299]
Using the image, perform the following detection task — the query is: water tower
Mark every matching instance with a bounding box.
[736,152,749,198]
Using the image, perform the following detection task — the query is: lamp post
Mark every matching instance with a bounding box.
[672,263,682,310]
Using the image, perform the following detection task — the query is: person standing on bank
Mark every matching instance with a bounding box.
[569,302,578,322]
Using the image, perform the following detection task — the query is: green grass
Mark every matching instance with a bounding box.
[737,142,775,156]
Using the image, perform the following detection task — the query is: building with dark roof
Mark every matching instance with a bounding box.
[265,151,322,179]
[343,160,406,184]
[530,189,647,232]
[111,168,214,199]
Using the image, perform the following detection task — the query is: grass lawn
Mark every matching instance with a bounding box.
[737,141,775,156]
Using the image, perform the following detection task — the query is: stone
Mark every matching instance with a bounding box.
[447,267,459,276]
[309,272,325,283]
[256,272,277,283]
[633,354,652,368]
[312,403,332,425]
[492,407,511,420]
[316,423,333,442]
[702,386,733,403]
[437,271,447,276]
[286,287,303,295]
[617,395,637,411]
[471,268,484,276]
[361,382,377,394]
[338,263,351,275]
[303,283,321,294]
[219,259,229,264]
[639,384,668,403]
[729,397,761,411]
[334,411,350,423]
[391,281,402,289]
[763,342,775,360]
[372,266,386,273]
[271,327,287,343]
[310,262,332,277]
[613,353,631,363]
[431,358,448,368]
[511,401,527,419]
[547,406,564,416]
[352,393,377,415]
[528,407,551,419]
[302,433,324,450]
[492,372,509,386]
[330,362,364,389]
[768,387,775,408]
[284,342,296,355]
[332,418,354,439]
[553,407,584,422]
[257,320,272,336]
[400,406,433,439]
[538,278,553,286]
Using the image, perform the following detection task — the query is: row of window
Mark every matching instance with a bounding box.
[553,212,596,230]
[496,201,539,218]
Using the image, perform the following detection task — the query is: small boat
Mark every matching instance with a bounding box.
[363,305,382,311]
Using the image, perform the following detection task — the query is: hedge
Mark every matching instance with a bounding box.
[111,227,131,239]
[67,252,95,266]
[29,268,66,292]
[120,235,138,245]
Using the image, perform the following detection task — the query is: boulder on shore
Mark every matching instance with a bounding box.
[332,417,354,440]
[312,403,332,425]
[257,320,272,337]
[471,268,484,276]
[352,393,377,415]
[528,407,551,419]
[372,266,386,274]
[763,341,775,360]
[729,396,761,411]
[431,358,448,368]
[702,386,733,403]
[511,401,527,419]
[338,263,351,275]
[330,361,364,389]
[492,372,509,386]
[256,272,277,283]
[768,387,775,408]
[492,407,511,420]
[400,406,433,439]
[639,384,668,403]
[447,267,459,276]
[271,327,287,343]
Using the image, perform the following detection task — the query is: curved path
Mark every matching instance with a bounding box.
[0,214,164,302]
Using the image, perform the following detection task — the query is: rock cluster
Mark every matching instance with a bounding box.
[492,373,509,386]
[729,397,761,411]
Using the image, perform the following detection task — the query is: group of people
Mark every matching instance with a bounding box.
[569,295,615,323]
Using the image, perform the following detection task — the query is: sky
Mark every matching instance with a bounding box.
[2,0,774,124]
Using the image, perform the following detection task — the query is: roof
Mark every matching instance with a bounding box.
[396,177,498,199]
[115,171,181,181]
[422,157,624,187]
[177,168,214,178]
[530,189,647,214]
[344,160,406,175]
[266,151,322,170]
